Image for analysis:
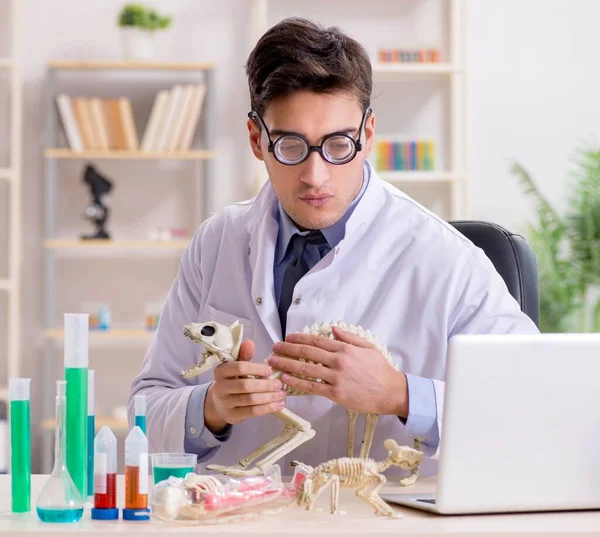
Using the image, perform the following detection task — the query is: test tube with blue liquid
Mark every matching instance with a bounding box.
[36,381,84,523]
[10,377,31,513]
[87,369,95,499]
[134,394,146,435]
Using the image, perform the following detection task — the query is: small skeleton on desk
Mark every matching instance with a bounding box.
[293,439,424,517]
[181,319,424,485]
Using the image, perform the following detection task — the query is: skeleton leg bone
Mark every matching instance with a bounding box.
[256,427,315,473]
[305,474,332,513]
[329,475,344,515]
[347,408,358,457]
[357,475,398,517]
[370,481,401,517]
[207,408,314,477]
[399,438,423,486]
[235,424,297,469]
[360,413,378,459]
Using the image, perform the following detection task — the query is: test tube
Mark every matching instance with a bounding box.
[87,370,95,499]
[122,426,149,520]
[134,395,146,435]
[64,313,89,499]
[91,426,118,520]
[9,378,31,512]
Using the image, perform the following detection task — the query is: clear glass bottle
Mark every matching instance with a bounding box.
[36,381,84,523]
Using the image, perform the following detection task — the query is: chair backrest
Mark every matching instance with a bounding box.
[448,220,540,329]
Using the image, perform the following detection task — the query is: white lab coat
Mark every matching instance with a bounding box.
[129,164,538,479]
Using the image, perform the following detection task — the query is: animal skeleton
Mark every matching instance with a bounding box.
[181,319,423,482]
[294,438,423,517]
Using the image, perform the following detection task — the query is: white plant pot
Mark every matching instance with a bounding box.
[120,28,156,61]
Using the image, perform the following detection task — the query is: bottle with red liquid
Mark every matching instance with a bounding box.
[122,426,149,521]
[91,426,118,520]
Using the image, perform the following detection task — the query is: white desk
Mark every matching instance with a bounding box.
[1,475,600,535]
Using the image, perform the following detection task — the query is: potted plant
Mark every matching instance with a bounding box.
[118,3,172,61]
[511,143,600,332]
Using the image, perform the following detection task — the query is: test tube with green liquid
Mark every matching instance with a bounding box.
[87,369,95,499]
[64,313,89,499]
[10,377,31,513]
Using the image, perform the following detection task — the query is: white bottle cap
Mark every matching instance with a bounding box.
[9,378,31,401]
[125,426,147,466]
[88,370,94,415]
[64,313,89,368]
[95,426,117,474]
[134,394,146,416]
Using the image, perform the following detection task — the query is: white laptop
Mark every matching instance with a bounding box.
[381,333,600,515]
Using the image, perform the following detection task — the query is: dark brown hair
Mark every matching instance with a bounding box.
[245,17,372,117]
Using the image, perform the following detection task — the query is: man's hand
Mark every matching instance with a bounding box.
[267,327,408,417]
[204,339,287,434]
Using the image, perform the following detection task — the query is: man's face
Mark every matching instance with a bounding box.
[247,90,375,231]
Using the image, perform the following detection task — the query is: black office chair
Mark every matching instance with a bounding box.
[448,220,540,329]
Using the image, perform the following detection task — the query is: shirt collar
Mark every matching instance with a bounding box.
[275,161,371,265]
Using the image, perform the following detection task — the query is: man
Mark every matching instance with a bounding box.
[128,17,538,478]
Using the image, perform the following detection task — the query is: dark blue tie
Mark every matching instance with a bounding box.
[278,230,328,336]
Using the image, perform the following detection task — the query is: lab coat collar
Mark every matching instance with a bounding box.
[245,160,386,343]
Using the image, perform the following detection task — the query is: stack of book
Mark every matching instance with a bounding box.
[377,48,440,63]
[375,139,435,171]
[56,83,207,153]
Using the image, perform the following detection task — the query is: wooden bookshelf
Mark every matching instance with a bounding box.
[43,238,189,250]
[48,60,215,71]
[42,416,129,431]
[44,149,215,160]
[373,62,459,74]
[40,54,216,473]
[378,171,460,183]
[44,328,155,342]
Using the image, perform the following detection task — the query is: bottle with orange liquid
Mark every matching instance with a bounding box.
[122,426,149,521]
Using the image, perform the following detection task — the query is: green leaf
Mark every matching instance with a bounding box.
[510,163,581,332]
[118,3,172,30]
[594,298,600,333]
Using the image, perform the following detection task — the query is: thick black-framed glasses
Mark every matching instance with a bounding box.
[248,107,372,166]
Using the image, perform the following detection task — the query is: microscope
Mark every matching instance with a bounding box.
[81,164,113,240]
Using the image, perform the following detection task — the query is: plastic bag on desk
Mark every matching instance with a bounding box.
[151,466,293,524]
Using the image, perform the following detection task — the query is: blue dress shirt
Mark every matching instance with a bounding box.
[184,163,439,460]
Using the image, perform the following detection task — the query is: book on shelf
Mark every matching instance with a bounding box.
[55,83,206,153]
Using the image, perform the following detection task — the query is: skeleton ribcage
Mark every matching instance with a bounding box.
[317,458,377,489]
[277,322,394,396]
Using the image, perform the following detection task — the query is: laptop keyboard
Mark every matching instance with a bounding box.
[417,499,436,504]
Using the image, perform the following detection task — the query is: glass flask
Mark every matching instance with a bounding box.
[36,380,84,523]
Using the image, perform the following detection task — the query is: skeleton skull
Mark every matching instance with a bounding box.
[181,321,243,378]
[384,439,423,469]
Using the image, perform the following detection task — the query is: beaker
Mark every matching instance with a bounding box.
[36,380,84,523]
[151,453,197,483]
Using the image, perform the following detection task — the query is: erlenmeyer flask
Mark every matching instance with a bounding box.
[36,381,84,523]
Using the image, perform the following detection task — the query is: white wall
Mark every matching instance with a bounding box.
[469,0,600,234]
[1,0,599,469]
